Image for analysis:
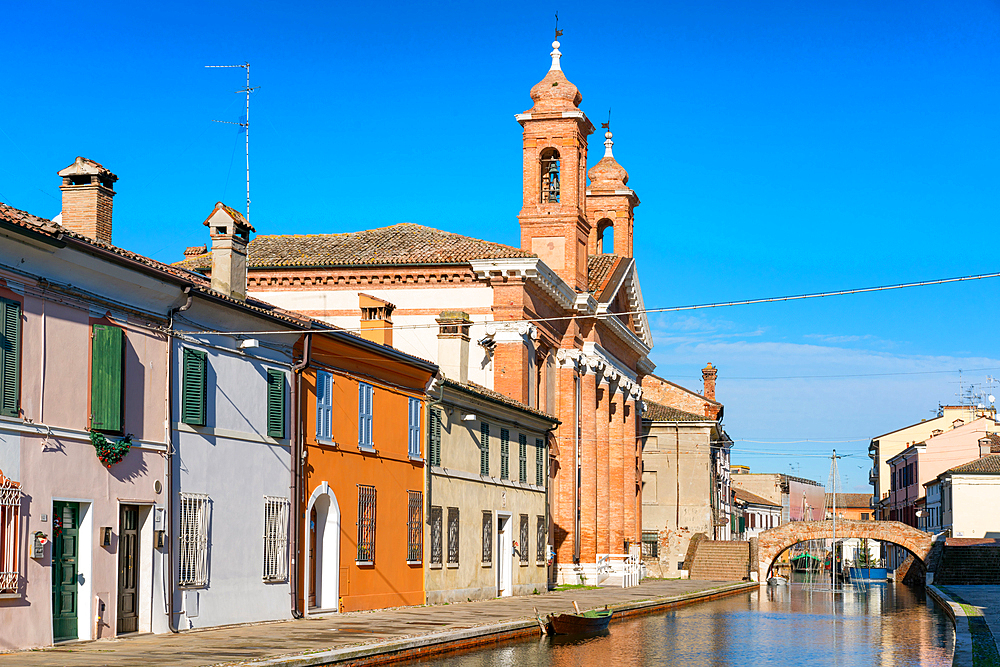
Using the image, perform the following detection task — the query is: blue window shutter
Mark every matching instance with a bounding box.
[408,397,420,457]
[0,298,21,418]
[358,383,373,448]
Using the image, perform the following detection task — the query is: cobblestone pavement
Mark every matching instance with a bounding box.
[0,579,749,667]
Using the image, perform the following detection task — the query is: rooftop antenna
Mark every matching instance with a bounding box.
[206,62,259,223]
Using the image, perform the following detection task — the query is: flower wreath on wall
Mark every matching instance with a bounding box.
[89,431,134,468]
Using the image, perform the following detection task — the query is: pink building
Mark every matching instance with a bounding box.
[887,417,997,528]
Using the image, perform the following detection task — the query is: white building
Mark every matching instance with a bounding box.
[931,454,1000,539]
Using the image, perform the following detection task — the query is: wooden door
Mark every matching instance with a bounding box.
[52,501,79,642]
[308,505,317,608]
[117,505,140,634]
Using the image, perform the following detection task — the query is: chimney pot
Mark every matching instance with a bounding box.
[57,156,118,244]
[702,362,717,402]
[204,202,254,301]
[436,311,472,384]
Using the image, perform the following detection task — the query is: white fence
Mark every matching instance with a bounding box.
[598,545,642,588]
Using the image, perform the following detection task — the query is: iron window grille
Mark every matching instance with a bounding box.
[316,370,333,441]
[0,475,21,593]
[519,514,529,564]
[407,490,422,563]
[480,422,490,476]
[429,408,442,467]
[447,508,460,565]
[358,383,374,450]
[641,531,659,559]
[536,516,546,564]
[481,511,493,565]
[430,506,443,565]
[356,484,376,563]
[178,493,210,587]
[408,397,421,458]
[535,438,545,486]
[262,496,289,581]
[500,429,510,480]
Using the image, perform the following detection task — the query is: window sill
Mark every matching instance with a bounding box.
[481,562,492,568]
[178,584,208,589]
[406,560,422,566]
[536,561,547,567]
[316,438,338,448]
[447,562,460,569]
[429,562,443,570]
[408,454,424,463]
[358,445,377,454]
[520,561,529,567]
[356,561,374,567]
[0,592,21,599]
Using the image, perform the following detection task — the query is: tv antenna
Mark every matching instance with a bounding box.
[206,62,259,223]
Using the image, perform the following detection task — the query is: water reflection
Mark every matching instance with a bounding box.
[405,580,953,667]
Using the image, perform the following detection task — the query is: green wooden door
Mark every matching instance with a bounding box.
[52,501,79,642]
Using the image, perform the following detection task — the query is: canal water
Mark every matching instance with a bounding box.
[405,579,954,666]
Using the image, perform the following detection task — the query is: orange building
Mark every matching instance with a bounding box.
[294,330,437,613]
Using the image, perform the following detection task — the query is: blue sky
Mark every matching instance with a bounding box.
[5,1,1000,490]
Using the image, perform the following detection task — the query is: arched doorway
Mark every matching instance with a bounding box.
[305,482,341,613]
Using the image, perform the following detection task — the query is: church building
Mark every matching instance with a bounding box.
[178,37,655,584]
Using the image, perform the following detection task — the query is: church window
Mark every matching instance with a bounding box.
[540,149,560,203]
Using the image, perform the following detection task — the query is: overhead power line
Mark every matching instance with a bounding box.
[180,268,1000,337]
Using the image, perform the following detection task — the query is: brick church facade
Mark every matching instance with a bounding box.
[178,38,655,583]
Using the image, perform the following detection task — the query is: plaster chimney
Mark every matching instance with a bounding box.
[204,202,254,301]
[57,157,118,244]
[436,311,471,384]
[702,362,717,401]
[359,294,395,347]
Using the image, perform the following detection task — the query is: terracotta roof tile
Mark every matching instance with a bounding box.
[175,223,535,271]
[443,379,558,423]
[824,493,873,509]
[587,254,619,293]
[642,400,709,423]
[734,488,781,507]
[947,454,1000,475]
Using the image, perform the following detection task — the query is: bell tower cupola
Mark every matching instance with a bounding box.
[516,36,595,292]
[586,128,639,257]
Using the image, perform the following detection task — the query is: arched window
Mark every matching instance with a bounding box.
[540,149,560,203]
[597,218,614,254]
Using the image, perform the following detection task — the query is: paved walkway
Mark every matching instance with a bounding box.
[0,579,753,667]
[938,586,1000,667]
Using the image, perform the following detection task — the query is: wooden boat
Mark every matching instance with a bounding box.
[535,603,613,635]
[767,575,788,587]
[847,567,888,582]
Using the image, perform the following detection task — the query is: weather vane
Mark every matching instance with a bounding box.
[601,108,611,131]
[555,11,563,39]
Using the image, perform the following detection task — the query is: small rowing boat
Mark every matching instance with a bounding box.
[535,602,613,635]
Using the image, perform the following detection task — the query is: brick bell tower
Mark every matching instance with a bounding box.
[516,38,595,292]
[586,129,639,257]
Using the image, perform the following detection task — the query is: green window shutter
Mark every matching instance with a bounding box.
[91,324,124,432]
[266,369,285,439]
[480,422,489,476]
[429,407,442,467]
[181,348,207,426]
[0,298,21,418]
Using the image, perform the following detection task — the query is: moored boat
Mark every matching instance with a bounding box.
[537,603,613,635]
[847,567,888,582]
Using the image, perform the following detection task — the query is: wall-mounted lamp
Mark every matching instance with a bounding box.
[238,338,259,350]
[101,527,112,547]
[461,414,477,422]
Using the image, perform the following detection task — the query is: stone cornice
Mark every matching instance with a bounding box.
[470,257,578,312]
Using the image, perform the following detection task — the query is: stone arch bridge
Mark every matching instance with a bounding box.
[756,519,933,579]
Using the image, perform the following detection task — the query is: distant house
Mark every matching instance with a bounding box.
[733,488,781,541]
[926,454,1000,539]
[731,472,825,523]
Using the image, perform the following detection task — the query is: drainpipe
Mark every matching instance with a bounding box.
[165,286,192,634]
[289,331,312,619]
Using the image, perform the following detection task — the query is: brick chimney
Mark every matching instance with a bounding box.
[204,202,254,301]
[359,294,395,347]
[57,157,118,244]
[702,363,717,401]
[436,311,471,384]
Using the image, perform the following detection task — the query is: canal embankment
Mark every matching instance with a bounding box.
[928,585,1000,667]
[0,579,756,667]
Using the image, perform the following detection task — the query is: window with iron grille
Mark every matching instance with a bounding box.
[536,516,546,563]
[178,493,210,587]
[500,428,510,480]
[518,434,527,483]
[408,398,421,458]
[0,475,21,593]
[430,506,443,565]
[479,422,489,476]
[262,496,289,581]
[519,514,529,563]
[358,383,374,450]
[447,508,460,565]
[641,530,659,559]
[357,484,376,563]
[316,370,333,441]
[429,408,442,467]
[535,438,545,486]
[481,511,492,565]
[407,490,422,563]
